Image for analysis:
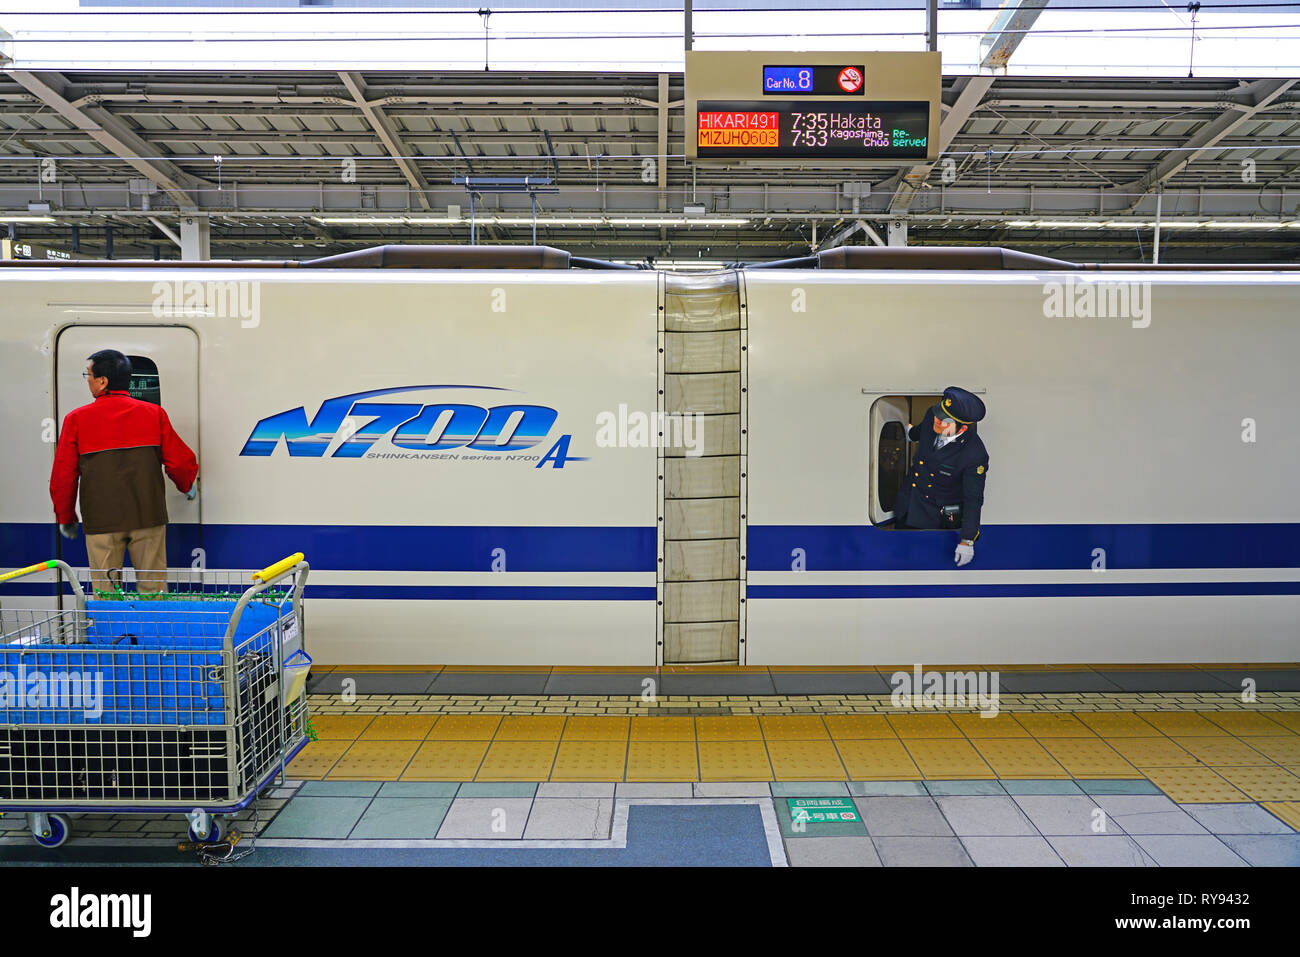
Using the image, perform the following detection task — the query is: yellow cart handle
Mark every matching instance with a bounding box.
[0,559,88,634]
[252,552,305,583]
[0,560,59,584]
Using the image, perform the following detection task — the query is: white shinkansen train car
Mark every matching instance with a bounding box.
[1,244,1297,667]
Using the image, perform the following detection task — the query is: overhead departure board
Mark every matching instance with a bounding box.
[695,100,930,160]
[686,52,941,163]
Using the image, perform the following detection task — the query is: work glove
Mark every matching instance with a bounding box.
[954,541,974,567]
[59,523,80,540]
[186,477,199,501]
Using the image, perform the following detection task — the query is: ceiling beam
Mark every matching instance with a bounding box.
[1136,78,1297,191]
[888,75,996,214]
[980,0,1052,73]
[338,71,432,211]
[4,70,207,209]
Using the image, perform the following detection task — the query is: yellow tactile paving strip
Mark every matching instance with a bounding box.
[1261,802,1300,831]
[308,691,1300,716]
[289,709,1300,793]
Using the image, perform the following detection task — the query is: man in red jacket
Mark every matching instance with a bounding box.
[49,349,199,594]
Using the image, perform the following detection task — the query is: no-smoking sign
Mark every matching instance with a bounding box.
[837,67,863,93]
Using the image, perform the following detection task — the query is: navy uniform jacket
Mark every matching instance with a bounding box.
[894,422,990,541]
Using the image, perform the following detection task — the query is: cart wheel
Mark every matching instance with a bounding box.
[33,814,69,848]
[187,818,222,844]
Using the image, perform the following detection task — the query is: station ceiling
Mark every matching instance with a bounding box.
[0,68,1296,264]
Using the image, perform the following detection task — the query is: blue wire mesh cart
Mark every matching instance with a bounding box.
[0,554,311,848]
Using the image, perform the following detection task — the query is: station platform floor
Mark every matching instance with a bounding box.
[2,664,1297,868]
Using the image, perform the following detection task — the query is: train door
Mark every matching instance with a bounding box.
[55,326,201,578]
[869,396,910,525]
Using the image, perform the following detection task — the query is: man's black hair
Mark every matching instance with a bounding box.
[87,350,132,391]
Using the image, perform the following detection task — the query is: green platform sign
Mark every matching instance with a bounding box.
[788,797,861,824]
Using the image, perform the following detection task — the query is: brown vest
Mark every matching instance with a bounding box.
[78,446,169,535]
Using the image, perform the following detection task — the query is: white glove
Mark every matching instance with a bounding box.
[59,523,79,540]
[186,477,199,501]
[954,541,974,567]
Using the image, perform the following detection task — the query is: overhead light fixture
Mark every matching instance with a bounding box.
[0,214,55,223]
[27,202,52,215]
[1008,218,1292,231]
[312,215,750,228]
[682,204,707,216]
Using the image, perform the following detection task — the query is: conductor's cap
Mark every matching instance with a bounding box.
[939,386,985,425]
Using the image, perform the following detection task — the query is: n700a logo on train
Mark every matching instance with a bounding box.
[240,385,579,467]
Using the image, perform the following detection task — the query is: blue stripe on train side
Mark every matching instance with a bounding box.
[747,524,1300,571]
[0,523,657,574]
[0,582,655,601]
[748,582,1300,599]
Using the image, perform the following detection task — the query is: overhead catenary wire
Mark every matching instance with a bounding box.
[3,21,1299,41]
[1,142,1296,164]
[0,2,1297,11]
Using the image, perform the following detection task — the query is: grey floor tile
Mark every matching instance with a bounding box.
[427,674,550,694]
[261,796,371,839]
[616,783,693,798]
[350,798,453,839]
[1079,779,1163,796]
[925,780,1005,796]
[785,836,883,867]
[997,672,1123,693]
[436,798,533,839]
[771,673,892,694]
[1217,834,1300,866]
[376,781,460,799]
[1094,795,1209,835]
[1047,835,1159,867]
[521,798,614,839]
[935,796,1037,836]
[961,836,1066,867]
[307,673,437,695]
[659,675,778,695]
[1200,669,1300,692]
[848,781,928,797]
[543,675,656,695]
[771,781,850,797]
[1098,671,1234,692]
[1183,802,1296,835]
[537,782,616,799]
[298,780,382,797]
[455,782,538,798]
[1015,795,1116,836]
[1002,780,1084,796]
[693,782,772,798]
[854,796,953,836]
[873,836,974,867]
[1131,834,1249,867]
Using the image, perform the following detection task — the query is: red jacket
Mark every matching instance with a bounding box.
[50,390,198,534]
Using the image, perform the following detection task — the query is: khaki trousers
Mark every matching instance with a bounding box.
[84,524,168,595]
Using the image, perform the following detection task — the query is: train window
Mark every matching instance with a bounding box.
[878,421,906,511]
[125,355,161,405]
[869,393,943,526]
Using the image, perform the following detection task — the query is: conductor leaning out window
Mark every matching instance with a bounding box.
[49,350,199,594]
[893,386,989,568]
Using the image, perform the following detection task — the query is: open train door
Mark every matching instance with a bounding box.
[868,396,910,526]
[55,325,201,587]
